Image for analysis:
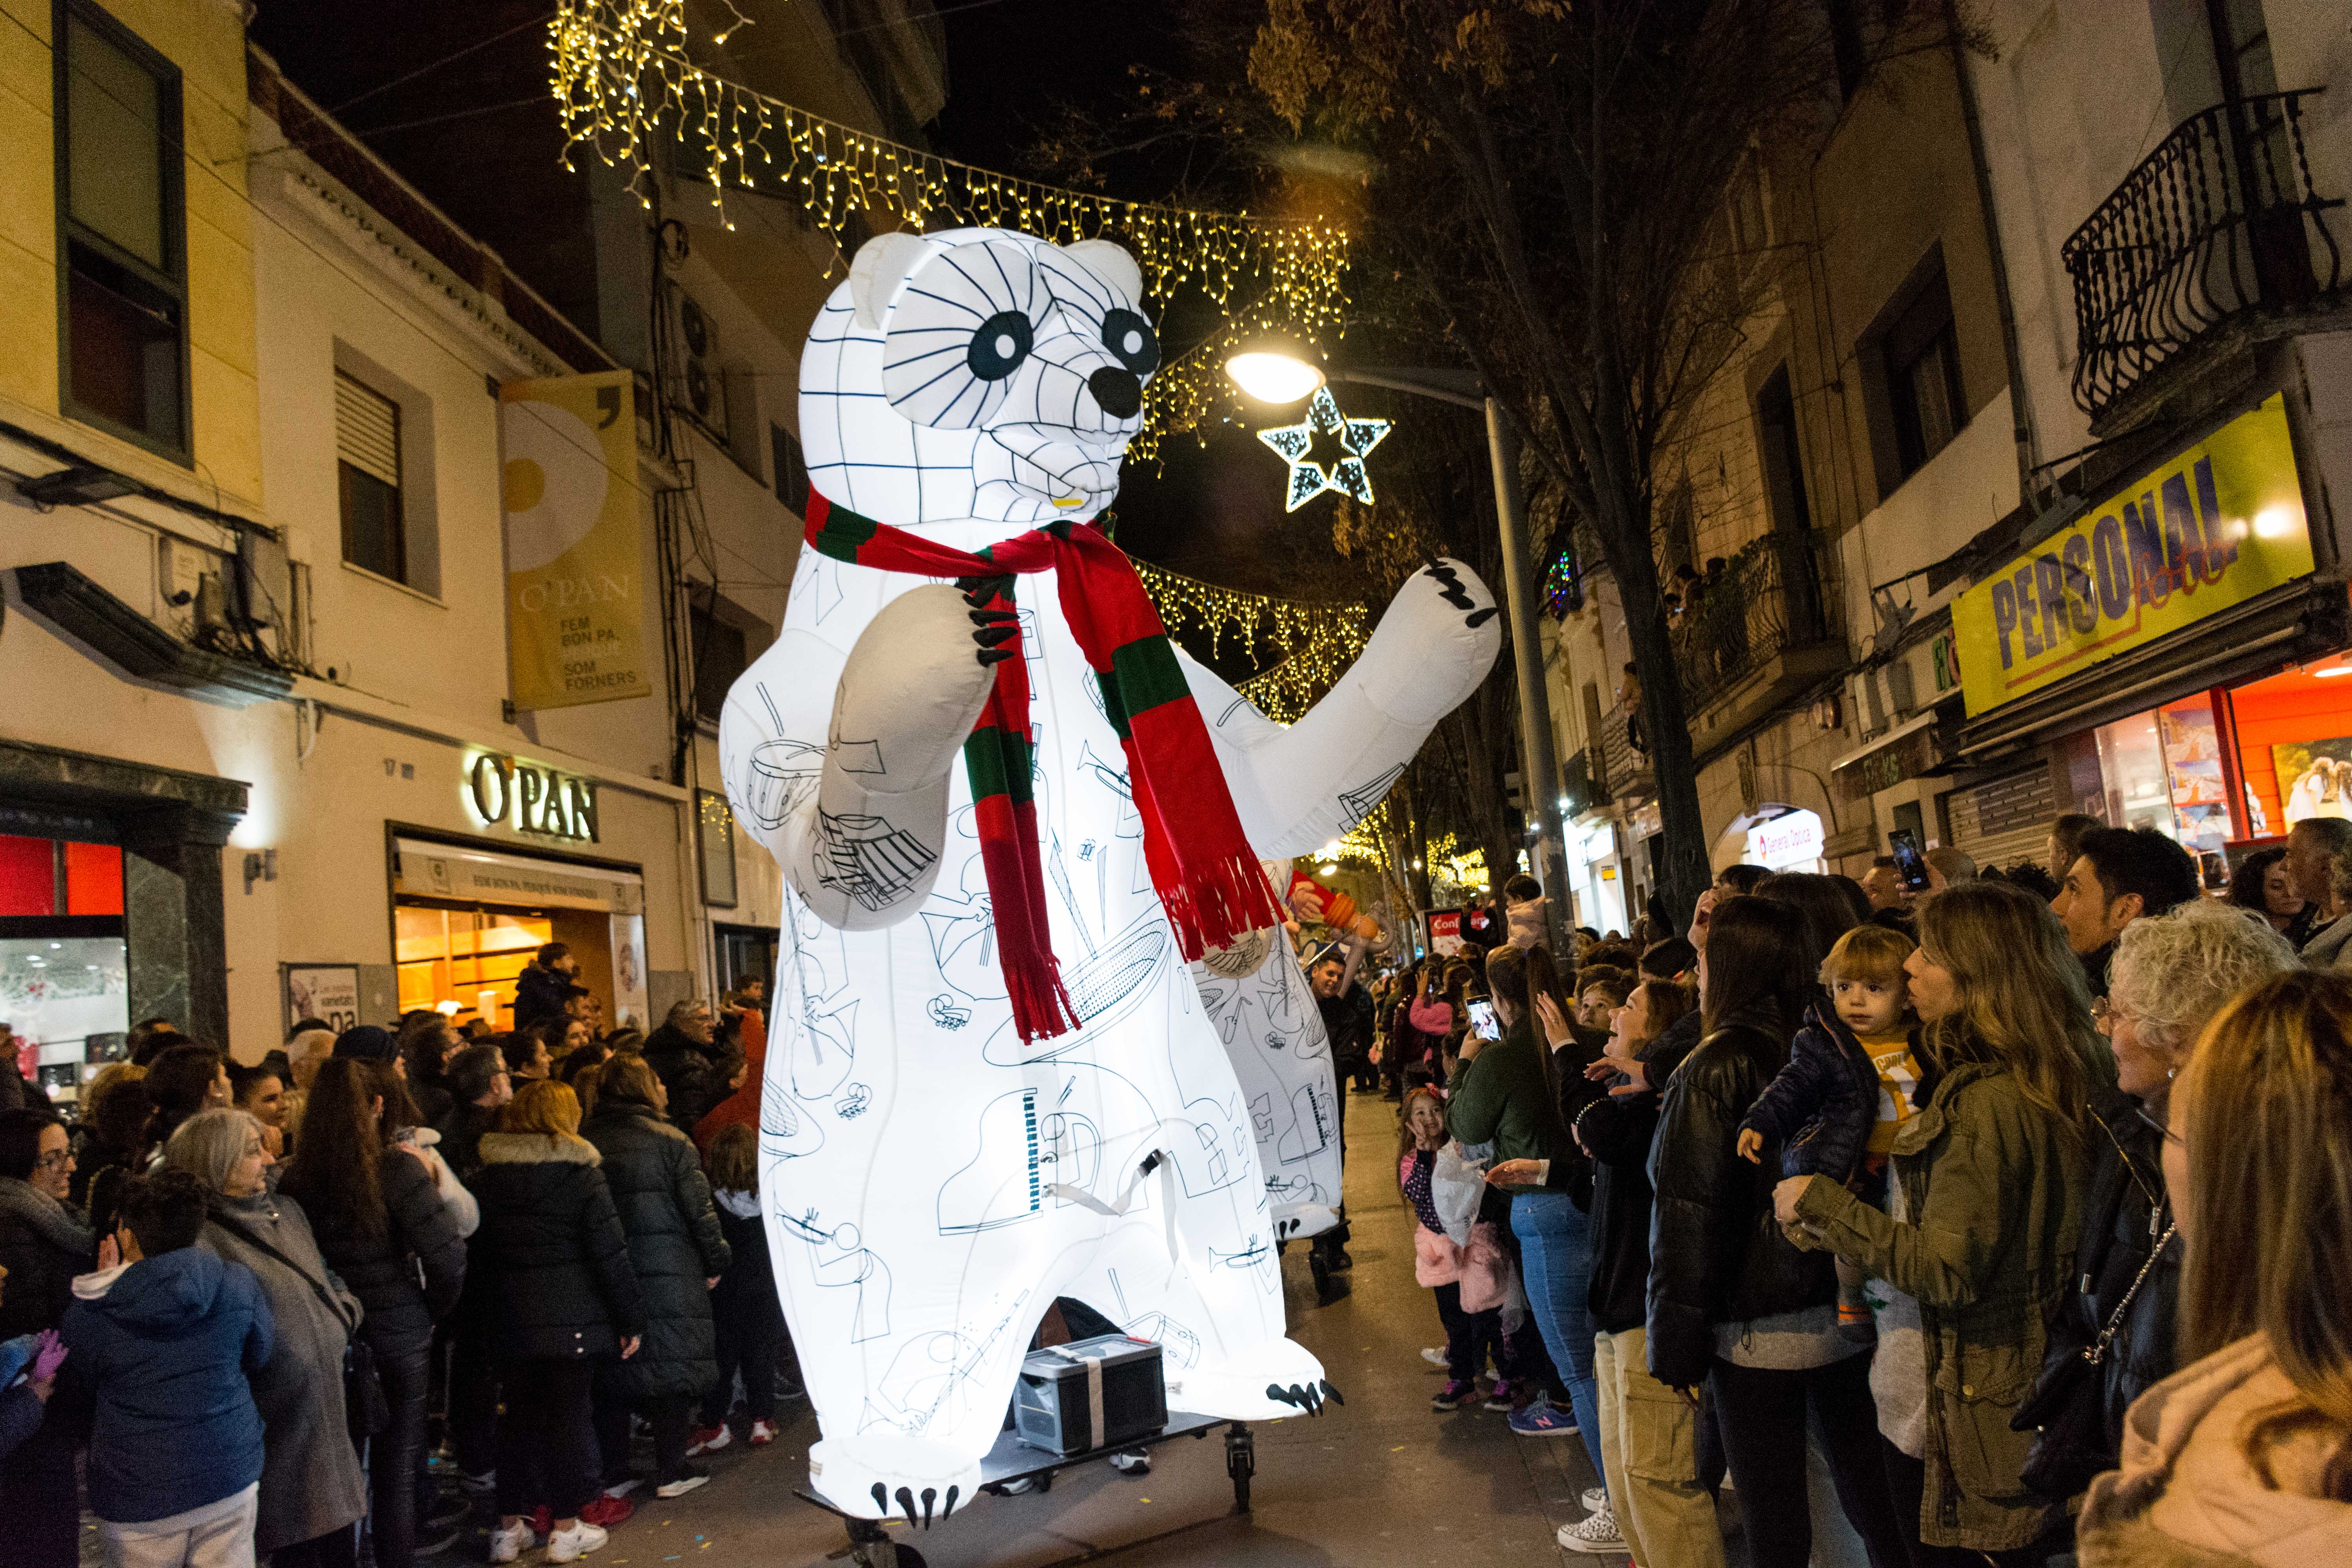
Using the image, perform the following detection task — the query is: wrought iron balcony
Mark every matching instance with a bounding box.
[1673,535,1833,706]
[2063,90,2346,426]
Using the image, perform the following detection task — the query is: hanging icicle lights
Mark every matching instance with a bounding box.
[1130,561,1368,726]
[547,0,1350,336]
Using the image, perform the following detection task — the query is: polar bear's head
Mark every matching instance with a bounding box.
[798,227,1157,535]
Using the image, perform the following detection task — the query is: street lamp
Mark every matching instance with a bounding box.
[1223,343,1574,961]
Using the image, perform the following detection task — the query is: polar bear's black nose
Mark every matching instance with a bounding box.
[1089,366,1143,419]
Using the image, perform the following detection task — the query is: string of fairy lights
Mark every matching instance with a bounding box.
[1129,560,1368,725]
[547,0,1348,461]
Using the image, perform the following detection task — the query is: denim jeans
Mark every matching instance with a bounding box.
[1510,1189,1605,1480]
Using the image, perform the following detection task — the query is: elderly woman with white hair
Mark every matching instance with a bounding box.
[2022,900,2299,1499]
[166,1107,368,1566]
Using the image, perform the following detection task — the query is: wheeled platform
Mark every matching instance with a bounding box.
[799,1411,1256,1568]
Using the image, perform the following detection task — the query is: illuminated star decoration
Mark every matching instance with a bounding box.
[1256,387,1392,512]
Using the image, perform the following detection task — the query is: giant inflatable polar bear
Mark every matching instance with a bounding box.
[719,226,1499,1522]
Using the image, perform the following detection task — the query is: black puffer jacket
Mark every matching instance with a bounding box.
[434,1101,500,1184]
[1576,1021,1704,1334]
[2030,1089,2178,1497]
[471,1133,646,1360]
[1646,1020,1837,1389]
[512,963,573,1031]
[581,1088,730,1399]
[641,1027,726,1132]
[288,1146,467,1353]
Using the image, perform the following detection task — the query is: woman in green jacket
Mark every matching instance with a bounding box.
[1776,880,2102,1564]
[1450,946,1610,1489]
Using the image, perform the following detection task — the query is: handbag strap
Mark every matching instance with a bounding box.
[2085,1220,2174,1368]
[209,1209,356,1330]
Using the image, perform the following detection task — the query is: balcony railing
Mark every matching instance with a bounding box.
[1670,534,1831,710]
[2063,90,2345,424]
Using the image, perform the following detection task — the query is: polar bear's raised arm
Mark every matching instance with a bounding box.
[719,585,997,931]
[1180,557,1502,859]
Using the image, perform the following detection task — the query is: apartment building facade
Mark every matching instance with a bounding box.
[0,0,943,1091]
[1545,0,2352,911]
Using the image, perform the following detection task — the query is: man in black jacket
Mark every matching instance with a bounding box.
[512,943,581,1031]
[642,1002,729,1131]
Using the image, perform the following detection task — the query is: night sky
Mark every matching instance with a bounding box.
[930,0,1314,597]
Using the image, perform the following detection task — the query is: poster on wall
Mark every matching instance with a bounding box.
[608,914,649,1032]
[2274,737,2352,826]
[2158,706,2232,853]
[500,371,649,710]
[283,964,361,1034]
[1425,908,1466,956]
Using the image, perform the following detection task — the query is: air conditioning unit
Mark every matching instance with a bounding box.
[670,287,728,435]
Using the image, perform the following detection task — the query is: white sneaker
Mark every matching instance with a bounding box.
[1581,1486,1609,1514]
[546,1521,609,1563]
[1557,1501,1626,1553]
[1420,1347,1448,1367]
[654,1473,710,1499]
[487,1521,534,1564]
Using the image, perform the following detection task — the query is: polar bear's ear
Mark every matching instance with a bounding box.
[849,230,933,330]
[1063,239,1143,304]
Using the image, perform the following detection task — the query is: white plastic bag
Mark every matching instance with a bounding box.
[1431,1140,1487,1247]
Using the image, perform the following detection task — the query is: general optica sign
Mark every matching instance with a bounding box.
[499,372,650,710]
[1953,395,2312,717]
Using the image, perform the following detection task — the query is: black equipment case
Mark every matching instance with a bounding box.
[1012,1334,1167,1456]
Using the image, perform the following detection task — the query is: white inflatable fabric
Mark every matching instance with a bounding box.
[719,227,1500,1522]
[1192,864,1344,1245]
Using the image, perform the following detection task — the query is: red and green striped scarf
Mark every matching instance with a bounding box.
[804,491,1280,1042]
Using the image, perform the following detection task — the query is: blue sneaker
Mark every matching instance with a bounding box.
[1508,1396,1580,1438]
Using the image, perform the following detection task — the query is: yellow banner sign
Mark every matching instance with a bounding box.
[500,372,648,709]
[1955,394,2312,717]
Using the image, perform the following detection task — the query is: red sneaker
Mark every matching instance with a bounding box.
[685,1423,733,1456]
[748,1419,777,1447]
[579,1495,635,1529]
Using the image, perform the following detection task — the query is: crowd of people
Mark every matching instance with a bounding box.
[1371,817,2352,1564]
[0,944,786,1568]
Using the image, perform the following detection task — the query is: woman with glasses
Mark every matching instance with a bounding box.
[1774,880,2101,1566]
[2078,969,2352,1559]
[0,1108,92,1567]
[2029,903,2297,1501]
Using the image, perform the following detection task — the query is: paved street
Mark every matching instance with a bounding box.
[607,1091,1624,1568]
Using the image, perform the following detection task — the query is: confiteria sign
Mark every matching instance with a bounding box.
[1953,394,2312,717]
[464,752,600,843]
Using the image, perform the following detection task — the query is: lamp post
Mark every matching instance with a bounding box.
[1224,351,1574,962]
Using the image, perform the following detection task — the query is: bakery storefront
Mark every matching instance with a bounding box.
[387,750,657,1035]
[1951,391,2349,881]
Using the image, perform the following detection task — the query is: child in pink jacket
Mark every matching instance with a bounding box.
[1400,1088,1511,1412]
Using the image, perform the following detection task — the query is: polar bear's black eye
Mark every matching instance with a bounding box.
[967,311,1033,381]
[1101,309,1159,376]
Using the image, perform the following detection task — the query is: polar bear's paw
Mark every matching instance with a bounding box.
[1167,1336,1341,1419]
[809,1434,983,1524]
[1273,1203,1340,1242]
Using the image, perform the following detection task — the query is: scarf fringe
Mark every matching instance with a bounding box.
[1156,853,1282,963]
[1007,962,1082,1043]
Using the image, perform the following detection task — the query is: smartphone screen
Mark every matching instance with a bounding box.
[1888,828,1933,891]
[1467,999,1500,1041]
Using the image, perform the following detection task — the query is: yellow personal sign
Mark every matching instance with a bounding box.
[499,372,649,709]
[1954,394,2312,717]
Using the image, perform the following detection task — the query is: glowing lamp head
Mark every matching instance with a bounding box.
[1224,348,1326,405]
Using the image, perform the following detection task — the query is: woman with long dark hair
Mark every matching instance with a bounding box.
[1776,880,2098,1564]
[280,1060,468,1567]
[2225,844,2318,946]
[1649,895,1908,1568]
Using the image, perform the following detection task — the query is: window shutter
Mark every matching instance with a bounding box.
[336,373,401,487]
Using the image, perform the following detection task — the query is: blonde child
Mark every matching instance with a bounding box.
[1398,1088,1509,1412]
[1737,924,1922,1322]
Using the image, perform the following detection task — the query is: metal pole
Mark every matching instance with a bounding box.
[1485,397,1574,962]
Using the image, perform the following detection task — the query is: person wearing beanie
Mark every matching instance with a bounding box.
[331,1025,398,1066]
